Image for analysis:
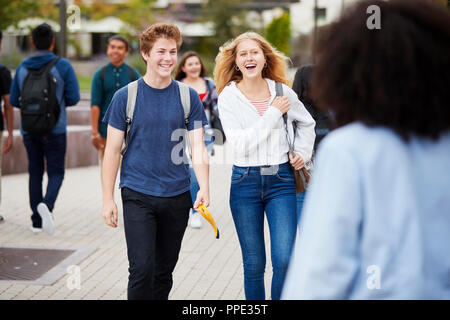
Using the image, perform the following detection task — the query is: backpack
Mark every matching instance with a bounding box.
[19,58,60,135]
[121,80,191,156]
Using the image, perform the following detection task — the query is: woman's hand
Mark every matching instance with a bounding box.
[271,96,290,114]
[289,152,305,170]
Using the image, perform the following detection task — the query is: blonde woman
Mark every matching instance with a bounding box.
[214,32,315,300]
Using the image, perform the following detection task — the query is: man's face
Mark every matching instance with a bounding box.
[107,39,129,65]
[141,37,177,80]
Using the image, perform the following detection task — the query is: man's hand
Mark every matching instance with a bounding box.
[193,188,210,210]
[92,134,106,150]
[289,152,305,170]
[102,199,118,228]
[2,134,13,154]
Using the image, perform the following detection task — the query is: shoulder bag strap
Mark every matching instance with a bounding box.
[176,80,192,158]
[121,80,139,156]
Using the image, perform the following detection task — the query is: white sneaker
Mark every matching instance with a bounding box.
[37,202,54,235]
[30,226,43,233]
[189,211,202,229]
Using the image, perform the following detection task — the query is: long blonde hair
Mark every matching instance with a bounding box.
[213,31,289,94]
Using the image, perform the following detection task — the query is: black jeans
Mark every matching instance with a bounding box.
[121,187,191,300]
[23,133,66,227]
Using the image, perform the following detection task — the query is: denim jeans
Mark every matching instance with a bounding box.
[296,191,306,226]
[229,162,297,300]
[23,133,66,227]
[121,187,191,300]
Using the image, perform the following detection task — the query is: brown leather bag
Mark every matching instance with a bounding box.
[276,82,311,194]
[293,167,310,194]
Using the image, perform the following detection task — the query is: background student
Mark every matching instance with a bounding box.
[175,51,218,229]
[0,30,14,223]
[9,23,80,235]
[90,35,140,172]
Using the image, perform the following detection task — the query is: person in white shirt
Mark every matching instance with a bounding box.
[214,31,315,300]
[282,0,450,299]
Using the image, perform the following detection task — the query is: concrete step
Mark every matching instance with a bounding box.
[3,94,98,175]
[2,126,99,176]
[12,102,92,130]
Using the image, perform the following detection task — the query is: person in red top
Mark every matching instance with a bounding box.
[175,51,218,228]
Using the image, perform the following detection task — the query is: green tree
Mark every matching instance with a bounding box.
[200,0,251,54]
[0,0,41,30]
[265,12,291,56]
[75,0,155,31]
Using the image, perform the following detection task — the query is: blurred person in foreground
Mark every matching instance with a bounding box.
[282,0,450,299]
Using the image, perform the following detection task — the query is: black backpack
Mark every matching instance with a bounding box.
[19,58,60,135]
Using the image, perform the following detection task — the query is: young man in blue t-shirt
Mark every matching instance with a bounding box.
[102,23,210,300]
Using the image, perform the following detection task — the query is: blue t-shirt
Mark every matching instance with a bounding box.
[103,78,208,197]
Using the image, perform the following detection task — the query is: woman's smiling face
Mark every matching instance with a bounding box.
[182,56,202,79]
[235,39,266,80]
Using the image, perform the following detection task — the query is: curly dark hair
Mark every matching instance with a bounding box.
[312,0,450,141]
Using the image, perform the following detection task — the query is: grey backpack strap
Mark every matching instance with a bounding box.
[121,80,139,156]
[177,81,191,126]
[177,81,192,158]
[275,81,283,97]
[276,81,295,154]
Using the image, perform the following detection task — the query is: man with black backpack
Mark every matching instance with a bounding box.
[90,35,140,170]
[10,23,80,234]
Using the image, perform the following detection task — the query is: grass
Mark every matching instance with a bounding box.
[77,75,92,93]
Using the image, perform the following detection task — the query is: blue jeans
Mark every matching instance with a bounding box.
[296,191,306,226]
[229,162,297,300]
[23,133,66,227]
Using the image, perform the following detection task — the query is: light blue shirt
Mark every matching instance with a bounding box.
[282,122,450,299]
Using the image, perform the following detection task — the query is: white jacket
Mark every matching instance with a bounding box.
[218,78,316,167]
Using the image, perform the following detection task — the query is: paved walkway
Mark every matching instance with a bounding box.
[0,144,274,300]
